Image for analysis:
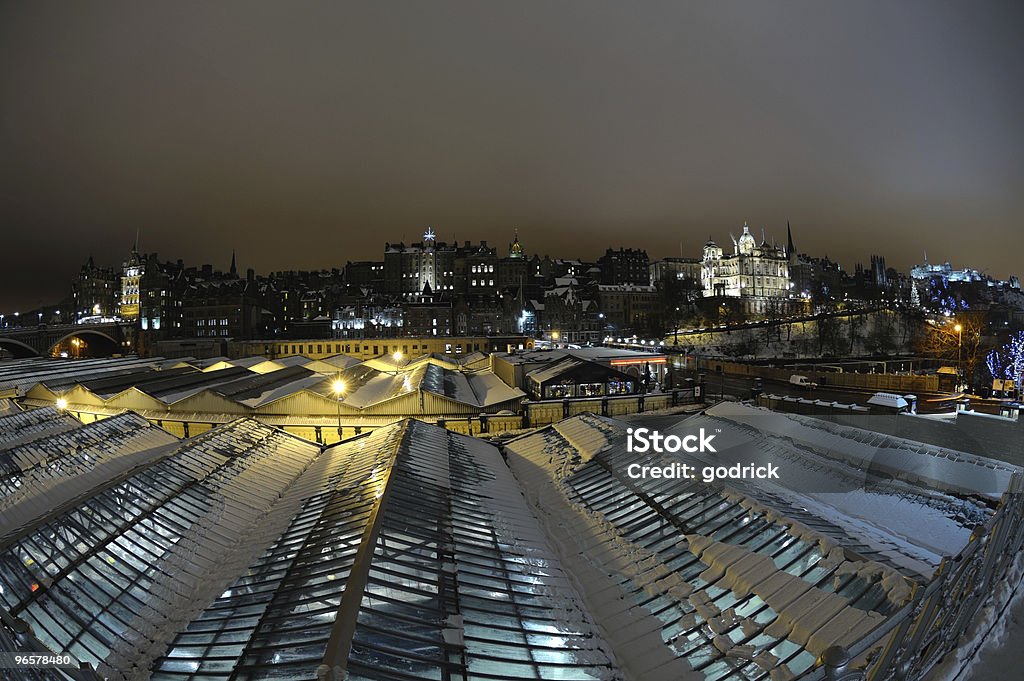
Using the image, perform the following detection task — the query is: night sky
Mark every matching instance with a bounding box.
[1,1,1022,312]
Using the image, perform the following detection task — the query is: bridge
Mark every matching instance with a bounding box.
[0,322,135,358]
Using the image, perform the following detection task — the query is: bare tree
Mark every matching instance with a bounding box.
[917,312,987,384]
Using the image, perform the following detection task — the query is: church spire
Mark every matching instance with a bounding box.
[786,221,795,256]
[230,249,237,276]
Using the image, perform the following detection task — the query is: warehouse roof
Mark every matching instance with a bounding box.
[0,405,1016,680]
[15,355,525,416]
[0,417,618,681]
[500,405,1012,678]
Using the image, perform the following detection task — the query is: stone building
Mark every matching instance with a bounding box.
[702,222,791,314]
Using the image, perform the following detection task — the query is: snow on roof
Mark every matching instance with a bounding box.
[502,346,666,367]
[0,356,162,394]
[4,407,1006,680]
[0,412,180,540]
[238,373,329,408]
[274,355,315,367]
[502,412,913,678]
[658,402,1007,574]
[224,356,269,369]
[184,356,231,369]
[338,369,414,409]
[462,371,525,407]
[504,412,623,479]
[866,392,909,409]
[312,354,361,369]
[141,420,620,679]
[1,418,325,677]
[0,406,81,450]
[526,357,584,383]
[307,361,524,410]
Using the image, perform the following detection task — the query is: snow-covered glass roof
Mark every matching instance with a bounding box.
[499,407,1004,680]
[0,413,614,680]
[0,405,80,450]
[1,402,1010,680]
[0,418,322,678]
[16,355,525,415]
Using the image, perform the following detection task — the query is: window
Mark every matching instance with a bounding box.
[547,384,573,398]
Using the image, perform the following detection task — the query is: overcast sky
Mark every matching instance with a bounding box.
[1,1,1021,312]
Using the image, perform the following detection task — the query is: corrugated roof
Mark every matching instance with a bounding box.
[526,357,584,383]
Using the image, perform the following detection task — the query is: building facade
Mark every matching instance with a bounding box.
[72,257,119,320]
[702,223,791,314]
[119,243,144,320]
[598,248,650,286]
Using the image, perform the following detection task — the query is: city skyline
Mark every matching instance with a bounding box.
[2,1,1023,311]
[0,220,1013,315]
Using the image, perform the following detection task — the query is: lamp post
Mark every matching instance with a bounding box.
[331,378,346,441]
[954,323,963,390]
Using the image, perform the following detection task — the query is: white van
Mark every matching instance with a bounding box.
[789,374,818,389]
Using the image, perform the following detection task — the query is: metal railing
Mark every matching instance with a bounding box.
[805,471,1024,681]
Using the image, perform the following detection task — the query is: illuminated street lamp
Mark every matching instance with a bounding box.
[331,378,346,440]
[954,323,963,388]
[55,397,68,411]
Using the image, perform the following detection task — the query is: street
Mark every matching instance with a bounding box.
[702,372,1004,415]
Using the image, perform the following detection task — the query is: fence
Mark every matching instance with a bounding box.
[434,386,703,435]
[698,358,940,393]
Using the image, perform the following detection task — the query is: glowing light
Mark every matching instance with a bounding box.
[393,351,403,361]
[610,357,668,366]
[331,380,346,396]
[55,398,68,410]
